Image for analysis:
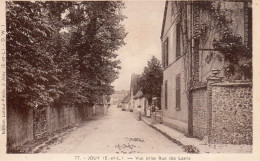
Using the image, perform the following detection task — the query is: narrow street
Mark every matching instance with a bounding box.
[44,105,185,154]
[5,1,254,158]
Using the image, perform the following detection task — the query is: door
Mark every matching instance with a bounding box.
[33,106,47,138]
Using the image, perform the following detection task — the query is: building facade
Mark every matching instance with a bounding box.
[161,0,252,137]
[110,90,129,105]
[121,93,130,110]
[133,90,148,115]
[129,74,141,112]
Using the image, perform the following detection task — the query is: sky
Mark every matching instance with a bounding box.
[112,1,165,91]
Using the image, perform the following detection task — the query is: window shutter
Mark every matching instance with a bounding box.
[171,1,174,15]
[176,74,181,111]
[165,80,168,109]
[176,22,181,59]
[162,42,165,68]
[165,38,169,67]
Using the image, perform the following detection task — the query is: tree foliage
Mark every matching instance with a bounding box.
[138,56,163,104]
[6,1,126,109]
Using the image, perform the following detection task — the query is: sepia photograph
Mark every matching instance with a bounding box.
[2,0,256,157]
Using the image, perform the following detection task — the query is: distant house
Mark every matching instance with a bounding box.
[160,1,252,144]
[129,74,141,112]
[110,90,129,105]
[133,90,148,116]
[121,93,130,111]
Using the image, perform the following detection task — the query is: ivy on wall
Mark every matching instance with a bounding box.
[194,1,252,80]
[213,29,252,80]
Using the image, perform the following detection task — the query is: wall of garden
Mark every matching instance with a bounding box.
[192,79,252,145]
[7,104,93,150]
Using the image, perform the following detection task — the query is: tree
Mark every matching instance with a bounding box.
[58,1,127,105]
[6,2,67,108]
[138,56,163,104]
[6,1,127,109]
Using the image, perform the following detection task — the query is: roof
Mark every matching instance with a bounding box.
[121,93,131,103]
[130,74,141,97]
[111,90,129,101]
[160,1,168,39]
[133,90,144,99]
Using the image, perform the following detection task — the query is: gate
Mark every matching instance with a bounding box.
[33,106,47,138]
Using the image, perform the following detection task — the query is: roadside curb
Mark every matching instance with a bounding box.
[141,117,200,153]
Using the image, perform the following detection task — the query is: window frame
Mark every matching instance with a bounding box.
[176,74,181,111]
[164,80,168,109]
[164,38,169,67]
[176,21,181,59]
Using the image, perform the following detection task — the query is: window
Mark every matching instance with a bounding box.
[176,22,181,59]
[176,74,181,111]
[171,1,175,15]
[164,38,169,67]
[164,80,168,109]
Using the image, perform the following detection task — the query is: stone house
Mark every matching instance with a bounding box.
[110,90,129,105]
[133,90,148,115]
[129,74,141,112]
[121,93,130,111]
[160,0,252,144]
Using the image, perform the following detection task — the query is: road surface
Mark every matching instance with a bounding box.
[44,105,185,153]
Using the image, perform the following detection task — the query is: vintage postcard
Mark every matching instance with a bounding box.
[0,0,259,161]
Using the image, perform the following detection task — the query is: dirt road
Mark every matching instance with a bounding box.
[45,105,185,154]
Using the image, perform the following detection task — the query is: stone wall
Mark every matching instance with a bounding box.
[7,104,92,150]
[94,104,107,115]
[210,83,252,144]
[192,86,207,139]
[47,105,93,133]
[191,81,252,145]
[7,106,33,149]
[47,105,85,133]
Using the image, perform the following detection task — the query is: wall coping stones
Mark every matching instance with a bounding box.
[190,85,207,91]
[190,82,207,91]
[212,82,252,87]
